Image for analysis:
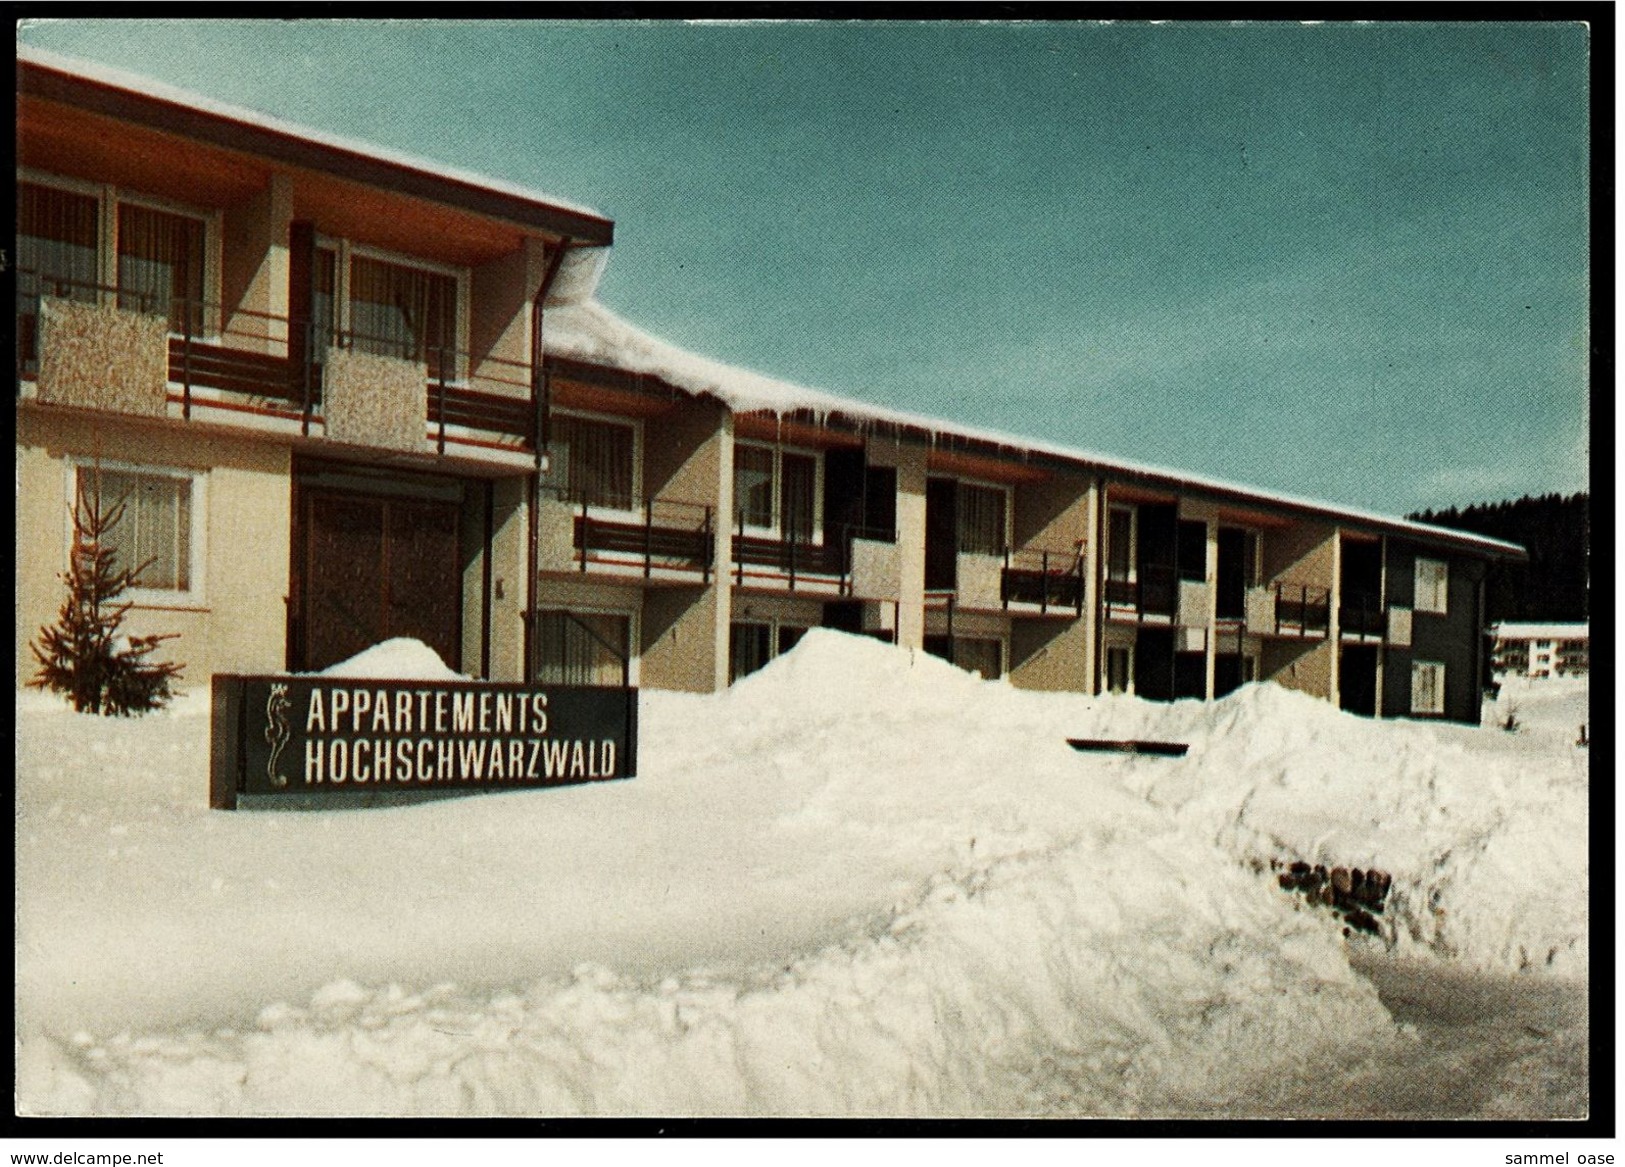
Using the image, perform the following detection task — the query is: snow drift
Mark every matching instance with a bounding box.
[14,632,1588,1116]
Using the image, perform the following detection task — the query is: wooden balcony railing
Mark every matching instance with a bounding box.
[572,496,714,580]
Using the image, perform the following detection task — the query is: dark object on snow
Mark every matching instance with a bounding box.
[29,470,184,715]
[1066,738,1189,757]
[1276,857,1392,936]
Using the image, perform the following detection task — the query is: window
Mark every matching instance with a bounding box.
[311,242,465,378]
[19,182,100,299]
[1107,507,1135,583]
[1176,519,1208,583]
[954,638,1004,679]
[117,203,206,334]
[1414,557,1449,614]
[72,463,203,604]
[535,611,630,687]
[1106,646,1131,693]
[863,465,897,542]
[1411,660,1446,716]
[728,620,811,683]
[349,254,458,377]
[18,182,101,367]
[735,444,821,541]
[735,446,776,528]
[729,622,773,683]
[552,415,637,510]
[957,483,1007,555]
[18,177,220,360]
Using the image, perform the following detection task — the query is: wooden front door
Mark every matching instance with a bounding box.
[296,487,463,672]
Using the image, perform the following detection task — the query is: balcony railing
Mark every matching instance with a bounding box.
[571,494,714,580]
[1272,583,1331,636]
[1001,547,1085,614]
[17,274,539,454]
[1339,591,1387,639]
[1104,563,1178,618]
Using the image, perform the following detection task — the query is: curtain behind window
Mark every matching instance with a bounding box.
[956,483,1006,555]
[735,446,775,528]
[77,467,192,591]
[553,416,635,509]
[781,452,816,541]
[536,611,628,686]
[19,183,100,295]
[349,255,456,378]
[18,184,100,367]
[117,204,205,334]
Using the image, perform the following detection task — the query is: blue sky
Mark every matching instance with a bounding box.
[18,19,1592,516]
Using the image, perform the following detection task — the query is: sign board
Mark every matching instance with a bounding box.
[210,675,637,809]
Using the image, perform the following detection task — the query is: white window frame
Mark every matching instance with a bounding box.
[64,458,208,610]
[1414,556,1449,615]
[1410,660,1446,716]
[19,170,222,337]
[736,441,824,544]
[1107,504,1138,584]
[549,408,644,519]
[318,236,471,381]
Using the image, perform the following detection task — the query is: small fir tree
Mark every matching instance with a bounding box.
[29,473,184,715]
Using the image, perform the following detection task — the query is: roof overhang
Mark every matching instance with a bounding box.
[17,51,615,249]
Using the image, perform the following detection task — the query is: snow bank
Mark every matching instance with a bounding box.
[312,638,467,681]
[15,631,1586,1116]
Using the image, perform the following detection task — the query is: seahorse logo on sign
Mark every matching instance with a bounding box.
[265,683,292,787]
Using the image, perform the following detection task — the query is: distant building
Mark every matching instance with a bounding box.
[15,48,1527,723]
[1491,623,1589,679]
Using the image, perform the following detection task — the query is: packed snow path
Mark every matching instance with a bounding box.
[15,634,1588,1117]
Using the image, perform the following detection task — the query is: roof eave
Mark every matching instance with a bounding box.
[18,56,615,248]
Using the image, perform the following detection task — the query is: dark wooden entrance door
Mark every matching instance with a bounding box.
[298,488,463,672]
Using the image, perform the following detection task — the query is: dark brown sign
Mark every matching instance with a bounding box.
[210,675,637,809]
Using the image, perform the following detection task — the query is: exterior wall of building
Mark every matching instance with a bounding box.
[17,409,292,690]
[641,586,721,692]
[1383,541,1485,722]
[220,174,292,353]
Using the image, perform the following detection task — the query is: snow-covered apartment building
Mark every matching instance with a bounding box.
[15,50,1526,724]
[1491,623,1589,679]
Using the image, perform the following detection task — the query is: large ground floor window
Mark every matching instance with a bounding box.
[535,610,632,687]
[72,461,204,605]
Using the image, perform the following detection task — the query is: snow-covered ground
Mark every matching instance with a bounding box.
[14,634,1589,1117]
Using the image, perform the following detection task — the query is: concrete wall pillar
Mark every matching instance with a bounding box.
[893,442,928,650]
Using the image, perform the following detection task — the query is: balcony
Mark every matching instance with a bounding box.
[1104,563,1178,620]
[565,495,714,582]
[17,275,539,466]
[731,521,898,595]
[1247,582,1331,638]
[1000,547,1085,615]
[1339,592,1387,641]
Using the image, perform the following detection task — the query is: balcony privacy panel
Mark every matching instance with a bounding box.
[322,348,427,453]
[1387,605,1413,648]
[37,298,169,417]
[956,551,1004,609]
[1177,580,1212,628]
[1245,586,1276,635]
[850,537,901,600]
[537,495,577,570]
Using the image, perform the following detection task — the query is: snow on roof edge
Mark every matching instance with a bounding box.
[18,43,612,227]
[1491,623,1589,640]
[543,301,1528,560]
